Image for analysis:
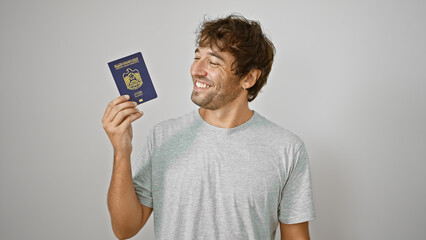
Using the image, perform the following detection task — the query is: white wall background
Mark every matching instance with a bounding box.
[1,0,425,239]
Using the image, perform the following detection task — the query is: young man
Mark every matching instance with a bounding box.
[102,15,315,240]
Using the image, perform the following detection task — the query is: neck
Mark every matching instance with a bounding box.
[199,101,254,129]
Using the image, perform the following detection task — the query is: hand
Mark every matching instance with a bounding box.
[102,95,143,158]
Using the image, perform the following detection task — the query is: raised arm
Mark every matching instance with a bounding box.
[102,95,153,239]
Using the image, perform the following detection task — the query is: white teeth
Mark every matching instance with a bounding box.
[196,81,209,89]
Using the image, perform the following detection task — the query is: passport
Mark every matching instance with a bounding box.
[108,52,157,105]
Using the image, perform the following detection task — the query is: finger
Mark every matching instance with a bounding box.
[102,95,130,121]
[112,107,141,127]
[105,100,137,123]
[118,111,144,130]
[107,101,137,123]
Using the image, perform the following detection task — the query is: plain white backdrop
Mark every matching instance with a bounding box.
[1,0,425,239]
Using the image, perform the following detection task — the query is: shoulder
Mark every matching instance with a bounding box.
[251,112,305,150]
[154,111,196,130]
[150,110,199,144]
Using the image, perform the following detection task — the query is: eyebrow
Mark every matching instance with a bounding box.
[195,48,225,62]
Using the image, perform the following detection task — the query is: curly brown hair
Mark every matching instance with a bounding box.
[196,14,275,102]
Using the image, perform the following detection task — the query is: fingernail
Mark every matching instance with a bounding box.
[124,95,130,99]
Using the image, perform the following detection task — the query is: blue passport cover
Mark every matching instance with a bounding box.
[108,52,157,105]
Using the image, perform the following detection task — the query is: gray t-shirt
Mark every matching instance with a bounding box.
[131,110,315,240]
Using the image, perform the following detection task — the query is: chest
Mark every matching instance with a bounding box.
[151,136,285,208]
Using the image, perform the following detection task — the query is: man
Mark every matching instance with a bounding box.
[102,14,315,240]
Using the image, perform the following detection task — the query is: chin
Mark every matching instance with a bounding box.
[191,97,206,109]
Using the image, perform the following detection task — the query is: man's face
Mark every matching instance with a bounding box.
[190,46,243,110]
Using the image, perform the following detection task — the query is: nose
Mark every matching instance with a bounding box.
[190,59,207,77]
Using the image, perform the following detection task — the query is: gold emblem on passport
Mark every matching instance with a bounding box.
[123,68,143,90]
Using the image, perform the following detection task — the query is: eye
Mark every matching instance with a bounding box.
[209,61,219,66]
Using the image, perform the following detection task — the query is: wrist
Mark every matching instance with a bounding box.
[113,151,131,161]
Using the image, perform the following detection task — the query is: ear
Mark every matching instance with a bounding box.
[241,69,261,89]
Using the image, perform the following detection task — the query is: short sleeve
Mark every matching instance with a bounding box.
[131,130,154,208]
[278,143,316,224]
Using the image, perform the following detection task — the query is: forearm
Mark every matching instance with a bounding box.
[107,153,143,239]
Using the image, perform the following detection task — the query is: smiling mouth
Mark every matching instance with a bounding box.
[195,80,211,89]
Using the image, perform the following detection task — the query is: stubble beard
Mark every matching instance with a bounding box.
[191,82,243,110]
